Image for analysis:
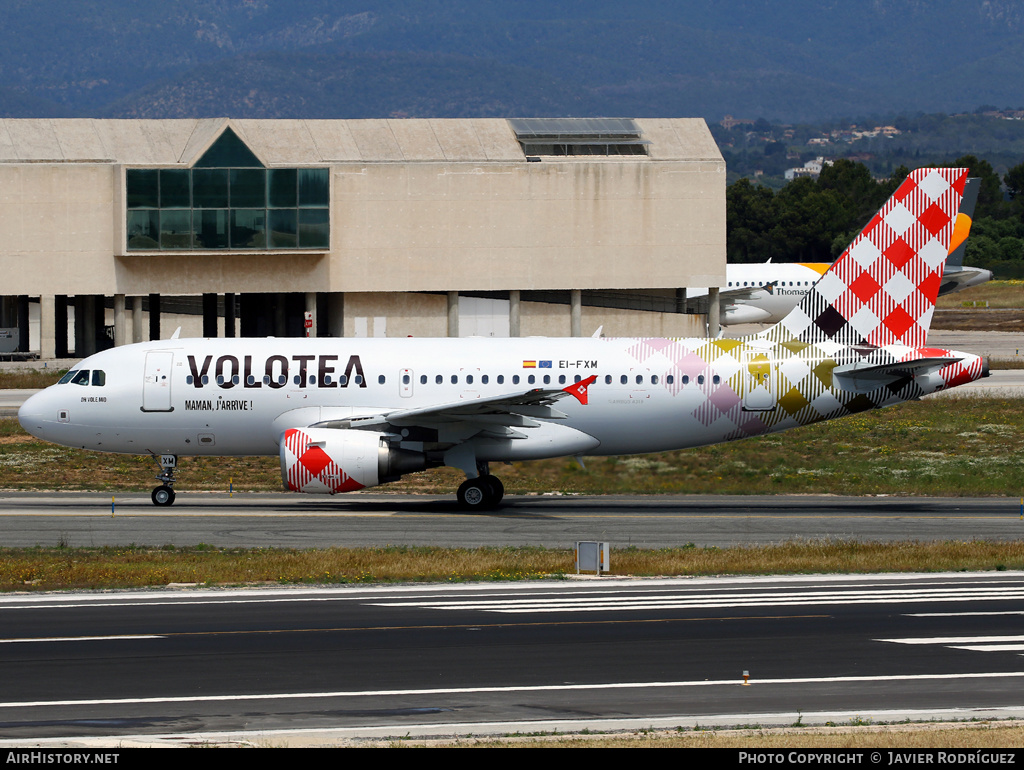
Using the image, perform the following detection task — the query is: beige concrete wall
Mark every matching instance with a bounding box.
[342,292,448,338]
[113,253,330,295]
[0,164,116,295]
[518,300,705,339]
[330,158,725,293]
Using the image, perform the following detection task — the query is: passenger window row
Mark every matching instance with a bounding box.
[182,371,723,388]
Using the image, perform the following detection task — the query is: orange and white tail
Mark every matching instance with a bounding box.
[764,168,968,348]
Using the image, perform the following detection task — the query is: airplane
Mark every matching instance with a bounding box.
[709,178,990,325]
[18,167,987,510]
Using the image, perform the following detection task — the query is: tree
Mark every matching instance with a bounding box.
[1004,162,1024,200]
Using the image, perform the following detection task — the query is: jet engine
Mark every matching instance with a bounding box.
[280,427,426,494]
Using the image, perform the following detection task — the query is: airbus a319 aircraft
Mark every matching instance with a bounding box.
[19,168,987,509]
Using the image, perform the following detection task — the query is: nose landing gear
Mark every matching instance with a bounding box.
[151,454,178,506]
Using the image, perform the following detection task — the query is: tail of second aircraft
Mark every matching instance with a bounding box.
[759,167,969,348]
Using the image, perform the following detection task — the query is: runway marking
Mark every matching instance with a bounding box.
[4,671,1024,710]
[371,585,1024,613]
[0,616,828,642]
[0,635,163,644]
[880,635,1024,654]
[880,635,1024,645]
[908,611,1024,617]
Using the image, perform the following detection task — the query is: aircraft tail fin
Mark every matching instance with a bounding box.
[760,167,968,348]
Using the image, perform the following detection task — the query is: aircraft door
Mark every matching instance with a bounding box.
[743,351,775,411]
[400,368,413,398]
[142,351,174,412]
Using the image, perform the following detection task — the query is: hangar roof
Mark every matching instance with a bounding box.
[0,117,720,166]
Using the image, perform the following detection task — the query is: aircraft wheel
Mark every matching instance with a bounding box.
[151,485,176,506]
[457,478,496,510]
[480,474,504,504]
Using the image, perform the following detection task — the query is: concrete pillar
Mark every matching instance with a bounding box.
[508,290,520,337]
[327,292,345,337]
[707,287,721,338]
[305,292,317,338]
[148,294,161,342]
[447,291,459,338]
[113,294,126,347]
[54,295,68,358]
[675,288,687,314]
[132,297,143,343]
[39,295,56,360]
[81,296,96,356]
[570,289,582,338]
[224,293,236,338]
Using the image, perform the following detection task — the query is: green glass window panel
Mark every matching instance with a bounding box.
[268,209,298,248]
[159,210,193,249]
[193,127,263,168]
[268,169,297,208]
[231,209,266,248]
[193,169,228,208]
[126,169,158,208]
[159,169,190,209]
[298,168,329,207]
[126,210,159,249]
[230,168,265,208]
[195,209,229,249]
[298,209,329,248]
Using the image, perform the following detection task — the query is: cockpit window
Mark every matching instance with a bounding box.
[58,369,104,386]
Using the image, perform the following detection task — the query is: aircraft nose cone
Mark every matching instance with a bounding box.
[17,389,52,439]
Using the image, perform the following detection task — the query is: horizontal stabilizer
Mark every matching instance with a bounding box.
[832,356,962,394]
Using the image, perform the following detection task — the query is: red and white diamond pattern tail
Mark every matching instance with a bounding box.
[769,168,968,348]
[281,428,366,494]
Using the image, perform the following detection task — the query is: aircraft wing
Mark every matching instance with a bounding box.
[832,356,962,393]
[718,283,774,302]
[939,265,993,295]
[310,375,598,434]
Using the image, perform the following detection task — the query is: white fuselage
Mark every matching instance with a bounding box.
[18,334,983,462]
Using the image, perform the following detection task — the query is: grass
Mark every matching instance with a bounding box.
[3,540,1023,591]
[936,280,1024,309]
[934,280,1024,332]
[375,723,1024,747]
[0,370,64,389]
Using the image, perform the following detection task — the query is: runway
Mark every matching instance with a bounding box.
[1,492,1022,548]
[2,573,1024,745]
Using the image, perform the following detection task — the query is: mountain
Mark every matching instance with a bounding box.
[1,1,1022,121]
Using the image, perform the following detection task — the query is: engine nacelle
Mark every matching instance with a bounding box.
[280,428,426,494]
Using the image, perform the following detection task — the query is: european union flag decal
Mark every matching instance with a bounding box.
[539,360,552,368]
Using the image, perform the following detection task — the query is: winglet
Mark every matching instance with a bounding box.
[562,375,598,405]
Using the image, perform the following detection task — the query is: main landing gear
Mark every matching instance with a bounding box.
[456,465,504,511]
[151,454,178,506]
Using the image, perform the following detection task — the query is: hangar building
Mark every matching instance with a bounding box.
[0,117,725,358]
